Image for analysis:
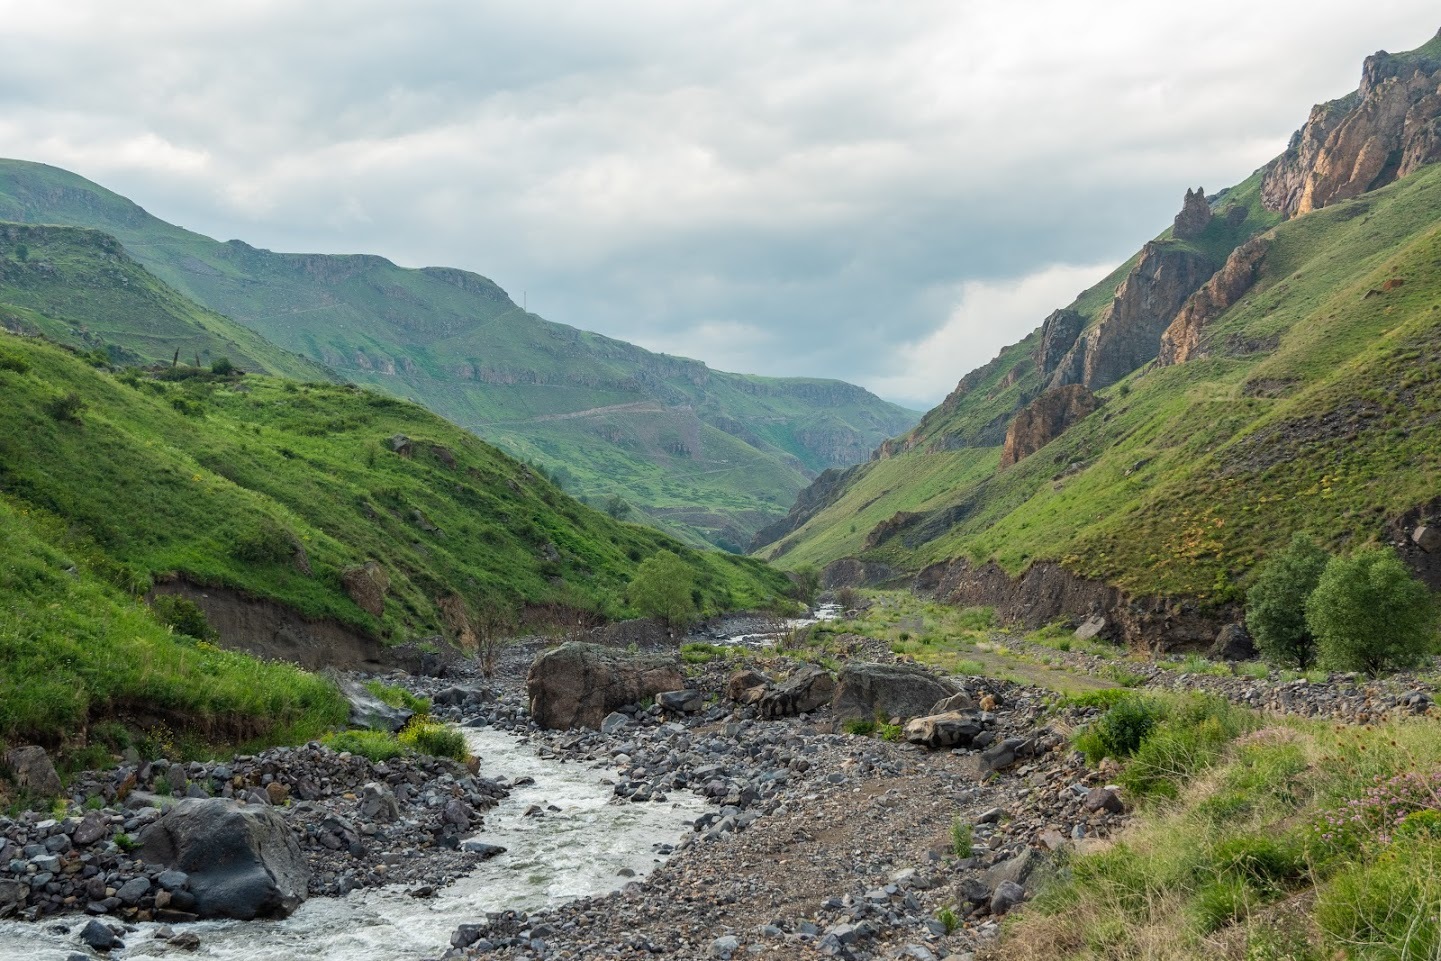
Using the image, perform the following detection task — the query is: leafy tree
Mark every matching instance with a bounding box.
[210,356,237,376]
[1246,534,1329,668]
[1306,547,1438,677]
[604,494,632,520]
[627,549,697,629]
[789,565,821,604]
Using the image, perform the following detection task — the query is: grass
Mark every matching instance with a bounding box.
[0,160,918,551]
[364,680,430,714]
[764,158,1441,610]
[397,718,469,762]
[952,817,974,858]
[1007,714,1441,960]
[681,641,737,664]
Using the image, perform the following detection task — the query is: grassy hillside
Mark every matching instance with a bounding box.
[0,159,917,550]
[763,162,1441,605]
[0,333,789,655]
[0,222,331,381]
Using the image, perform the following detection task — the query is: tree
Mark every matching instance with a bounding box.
[475,605,517,679]
[790,565,821,604]
[1306,547,1438,677]
[604,494,632,520]
[210,356,237,376]
[627,549,697,629]
[1246,534,1329,668]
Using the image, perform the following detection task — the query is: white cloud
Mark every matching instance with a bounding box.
[0,2,1435,406]
[868,263,1117,408]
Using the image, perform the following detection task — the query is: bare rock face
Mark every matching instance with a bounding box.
[1000,385,1101,468]
[526,643,683,730]
[1172,186,1213,240]
[1263,43,1441,218]
[831,663,956,728]
[341,561,389,618]
[757,664,835,718]
[138,798,309,920]
[1049,242,1216,391]
[1157,237,1271,366]
[2,746,63,797]
[1033,308,1087,380]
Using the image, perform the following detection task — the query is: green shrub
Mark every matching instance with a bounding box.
[232,519,295,565]
[1075,694,1164,763]
[398,719,468,761]
[1192,875,1251,933]
[0,351,30,374]
[323,729,406,762]
[149,595,218,642]
[1247,534,1329,668]
[843,718,877,736]
[210,356,236,376]
[1120,696,1253,799]
[363,680,429,713]
[627,549,698,628]
[1307,547,1439,677]
[951,817,973,858]
[877,721,903,742]
[1316,838,1441,960]
[936,906,960,934]
[44,391,86,423]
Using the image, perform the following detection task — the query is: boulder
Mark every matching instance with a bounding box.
[335,676,413,733]
[991,880,1026,916]
[1074,616,1108,641]
[1083,786,1125,814]
[658,690,704,714]
[831,663,955,728]
[358,782,400,822]
[72,811,110,847]
[341,561,389,618]
[1209,623,1257,662]
[758,664,835,719]
[79,918,120,951]
[138,798,309,920]
[3,745,63,797]
[725,669,770,702]
[903,712,986,749]
[929,691,976,714]
[526,643,683,730]
[1414,526,1441,553]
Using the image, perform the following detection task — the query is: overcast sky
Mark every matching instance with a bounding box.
[1,3,1436,407]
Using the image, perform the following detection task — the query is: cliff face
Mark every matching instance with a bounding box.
[1033,308,1087,381]
[999,384,1101,468]
[1049,241,1216,390]
[1172,186,1213,240]
[1157,237,1271,366]
[1263,40,1441,218]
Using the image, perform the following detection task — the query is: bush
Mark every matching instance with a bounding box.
[210,356,236,376]
[324,729,406,762]
[626,549,698,628]
[1075,694,1164,763]
[232,519,295,565]
[1307,547,1438,677]
[1120,696,1252,799]
[0,351,30,374]
[44,391,86,423]
[149,595,218,642]
[1247,534,1329,668]
[399,719,468,761]
[951,817,973,858]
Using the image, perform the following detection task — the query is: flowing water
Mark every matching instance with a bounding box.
[720,601,842,648]
[0,726,708,961]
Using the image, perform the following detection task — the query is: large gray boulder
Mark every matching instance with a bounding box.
[831,663,956,728]
[138,798,309,920]
[903,711,986,749]
[758,664,836,718]
[335,675,413,733]
[3,746,63,797]
[526,643,683,730]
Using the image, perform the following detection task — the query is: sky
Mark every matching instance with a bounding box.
[0,3,1437,408]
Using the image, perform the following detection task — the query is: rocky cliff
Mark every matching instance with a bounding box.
[1048,240,1217,390]
[1172,186,1213,240]
[1033,308,1087,381]
[1263,35,1441,218]
[999,385,1101,468]
[1157,237,1271,366]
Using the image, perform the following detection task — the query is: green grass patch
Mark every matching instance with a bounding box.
[364,680,429,714]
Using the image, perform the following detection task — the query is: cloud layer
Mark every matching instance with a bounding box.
[0,2,1436,406]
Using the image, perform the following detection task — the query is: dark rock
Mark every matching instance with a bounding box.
[991,879,1026,915]
[759,664,836,719]
[903,711,985,749]
[526,643,684,730]
[341,561,389,618]
[336,676,413,733]
[1209,623,1257,662]
[71,811,109,847]
[831,663,954,727]
[1414,526,1441,553]
[1083,787,1125,814]
[1000,385,1101,468]
[79,918,119,950]
[3,746,63,797]
[1171,186,1212,240]
[1033,308,1087,380]
[138,798,309,920]
[658,690,704,714]
[725,669,770,703]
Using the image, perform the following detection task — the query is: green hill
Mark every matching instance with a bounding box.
[0,160,918,551]
[757,34,1441,649]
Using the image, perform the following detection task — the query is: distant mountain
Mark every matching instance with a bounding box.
[0,160,919,551]
[755,29,1441,650]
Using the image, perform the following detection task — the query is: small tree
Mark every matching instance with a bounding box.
[210,356,237,376]
[627,549,697,630]
[604,494,632,520]
[1246,534,1329,668]
[1307,547,1438,677]
[475,605,517,679]
[44,391,86,424]
[790,565,821,604]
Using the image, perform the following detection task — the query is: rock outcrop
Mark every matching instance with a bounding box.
[758,664,836,718]
[526,643,684,730]
[1033,308,1087,381]
[999,385,1101,468]
[831,663,956,728]
[1263,40,1441,218]
[1157,237,1271,366]
[341,561,389,618]
[1172,186,1213,240]
[137,798,309,920]
[1048,242,1216,391]
[2,746,62,797]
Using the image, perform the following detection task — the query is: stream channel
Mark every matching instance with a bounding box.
[0,726,709,961]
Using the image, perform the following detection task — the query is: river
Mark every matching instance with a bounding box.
[0,726,708,960]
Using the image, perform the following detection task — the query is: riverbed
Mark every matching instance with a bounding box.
[0,726,707,961]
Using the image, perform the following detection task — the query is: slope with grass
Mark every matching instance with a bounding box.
[0,160,918,549]
[0,332,789,673]
[759,37,1441,648]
